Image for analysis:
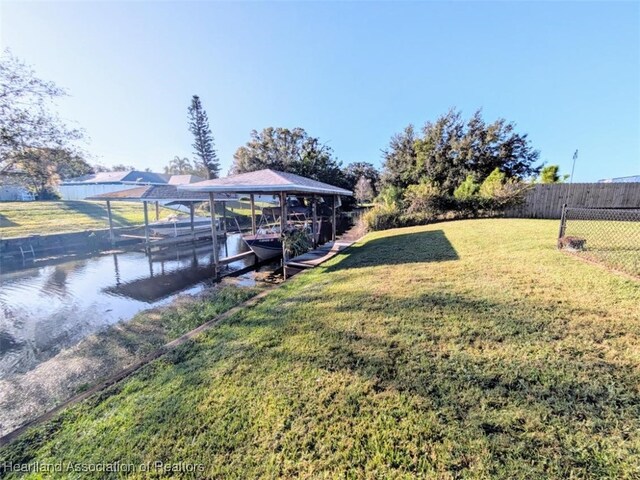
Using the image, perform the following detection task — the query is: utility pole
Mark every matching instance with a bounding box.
[562,149,578,207]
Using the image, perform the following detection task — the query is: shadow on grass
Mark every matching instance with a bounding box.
[0,213,18,228]
[4,281,640,476]
[325,229,458,271]
[62,201,135,227]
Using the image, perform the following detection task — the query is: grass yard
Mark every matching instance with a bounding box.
[563,218,640,277]
[0,286,260,438]
[0,201,177,238]
[2,219,640,478]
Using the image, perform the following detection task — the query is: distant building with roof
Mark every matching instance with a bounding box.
[58,170,203,200]
[598,175,640,183]
[166,174,206,185]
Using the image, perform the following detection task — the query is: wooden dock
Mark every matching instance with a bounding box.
[284,240,353,277]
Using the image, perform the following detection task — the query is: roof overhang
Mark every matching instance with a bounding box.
[86,185,236,202]
[179,184,352,196]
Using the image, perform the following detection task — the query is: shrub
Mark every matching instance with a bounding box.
[281,228,312,257]
[403,181,441,216]
[363,204,403,231]
[375,185,404,209]
[477,168,530,211]
[479,168,506,199]
[453,175,480,199]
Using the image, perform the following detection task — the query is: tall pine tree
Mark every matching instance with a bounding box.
[188,95,220,179]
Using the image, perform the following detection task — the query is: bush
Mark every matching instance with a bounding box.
[281,228,312,257]
[453,175,480,199]
[363,171,530,232]
[403,181,441,215]
[363,204,403,231]
[35,186,61,200]
[375,185,404,209]
[479,168,506,199]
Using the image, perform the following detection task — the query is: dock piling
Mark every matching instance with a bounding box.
[311,194,318,247]
[209,192,219,272]
[331,195,337,241]
[106,200,115,246]
[143,201,150,246]
[250,194,256,234]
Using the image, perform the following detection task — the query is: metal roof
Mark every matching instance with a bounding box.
[86,185,236,202]
[62,171,169,185]
[598,175,640,183]
[168,174,206,185]
[179,169,352,195]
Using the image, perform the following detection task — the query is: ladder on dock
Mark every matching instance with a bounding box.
[19,242,36,261]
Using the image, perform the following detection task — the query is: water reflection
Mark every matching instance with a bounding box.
[0,234,252,378]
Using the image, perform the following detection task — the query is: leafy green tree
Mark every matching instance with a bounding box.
[381,125,418,188]
[54,151,94,180]
[9,148,91,198]
[539,164,568,183]
[414,109,466,194]
[382,110,541,194]
[0,50,83,174]
[453,175,480,199]
[232,127,345,186]
[188,95,220,179]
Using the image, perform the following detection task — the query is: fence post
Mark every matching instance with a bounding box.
[558,203,568,243]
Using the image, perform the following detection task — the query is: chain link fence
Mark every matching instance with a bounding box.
[557,207,640,277]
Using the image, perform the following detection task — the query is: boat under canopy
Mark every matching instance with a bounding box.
[179,169,352,262]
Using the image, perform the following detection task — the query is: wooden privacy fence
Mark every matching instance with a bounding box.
[504,183,640,219]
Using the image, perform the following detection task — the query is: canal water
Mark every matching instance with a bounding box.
[0,234,255,380]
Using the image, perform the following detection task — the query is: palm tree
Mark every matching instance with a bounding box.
[164,156,193,175]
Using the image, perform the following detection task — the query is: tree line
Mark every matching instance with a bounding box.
[1,50,565,206]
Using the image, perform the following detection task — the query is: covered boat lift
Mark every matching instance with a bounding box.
[88,185,236,247]
[179,169,352,273]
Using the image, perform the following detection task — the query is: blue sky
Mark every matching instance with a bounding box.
[1,1,638,181]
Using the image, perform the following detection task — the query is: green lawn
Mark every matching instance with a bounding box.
[563,219,640,277]
[0,201,177,238]
[2,219,640,478]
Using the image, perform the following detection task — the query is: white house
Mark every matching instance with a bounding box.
[58,171,203,200]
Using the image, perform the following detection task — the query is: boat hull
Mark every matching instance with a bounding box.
[243,234,282,260]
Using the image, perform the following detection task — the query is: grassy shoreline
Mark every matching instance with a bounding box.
[2,219,639,478]
[0,201,178,238]
[0,284,261,439]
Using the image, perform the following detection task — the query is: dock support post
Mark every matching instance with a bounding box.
[209,192,219,273]
[280,192,288,277]
[250,194,256,234]
[189,203,195,240]
[155,201,160,221]
[331,195,337,242]
[143,201,150,246]
[106,200,115,246]
[312,194,318,247]
[280,192,287,232]
[222,201,228,235]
